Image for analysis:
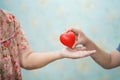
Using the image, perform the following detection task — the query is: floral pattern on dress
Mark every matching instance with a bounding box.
[0,9,31,80]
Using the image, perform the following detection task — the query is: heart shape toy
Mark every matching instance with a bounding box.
[60,31,76,48]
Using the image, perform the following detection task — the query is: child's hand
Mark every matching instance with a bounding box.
[66,27,89,48]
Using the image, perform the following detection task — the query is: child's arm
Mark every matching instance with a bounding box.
[86,39,120,69]
[67,27,120,69]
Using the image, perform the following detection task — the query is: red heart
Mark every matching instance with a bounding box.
[60,31,76,48]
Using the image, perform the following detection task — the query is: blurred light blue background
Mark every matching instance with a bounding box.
[0,0,120,80]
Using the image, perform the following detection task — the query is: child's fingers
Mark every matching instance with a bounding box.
[67,46,86,52]
[72,41,82,48]
[66,27,80,33]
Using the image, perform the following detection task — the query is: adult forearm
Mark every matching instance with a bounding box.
[21,51,63,70]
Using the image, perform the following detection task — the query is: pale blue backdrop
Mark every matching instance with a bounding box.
[0,0,120,80]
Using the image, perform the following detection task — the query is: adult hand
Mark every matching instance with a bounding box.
[60,47,96,59]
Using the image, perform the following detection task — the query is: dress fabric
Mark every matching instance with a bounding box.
[0,9,31,80]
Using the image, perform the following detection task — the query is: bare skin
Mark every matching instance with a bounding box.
[20,44,96,70]
[66,27,120,69]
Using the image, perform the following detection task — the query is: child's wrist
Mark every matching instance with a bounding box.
[84,38,91,47]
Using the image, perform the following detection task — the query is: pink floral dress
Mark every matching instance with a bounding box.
[0,9,31,80]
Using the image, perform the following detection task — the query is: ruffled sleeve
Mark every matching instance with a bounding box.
[14,18,32,54]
